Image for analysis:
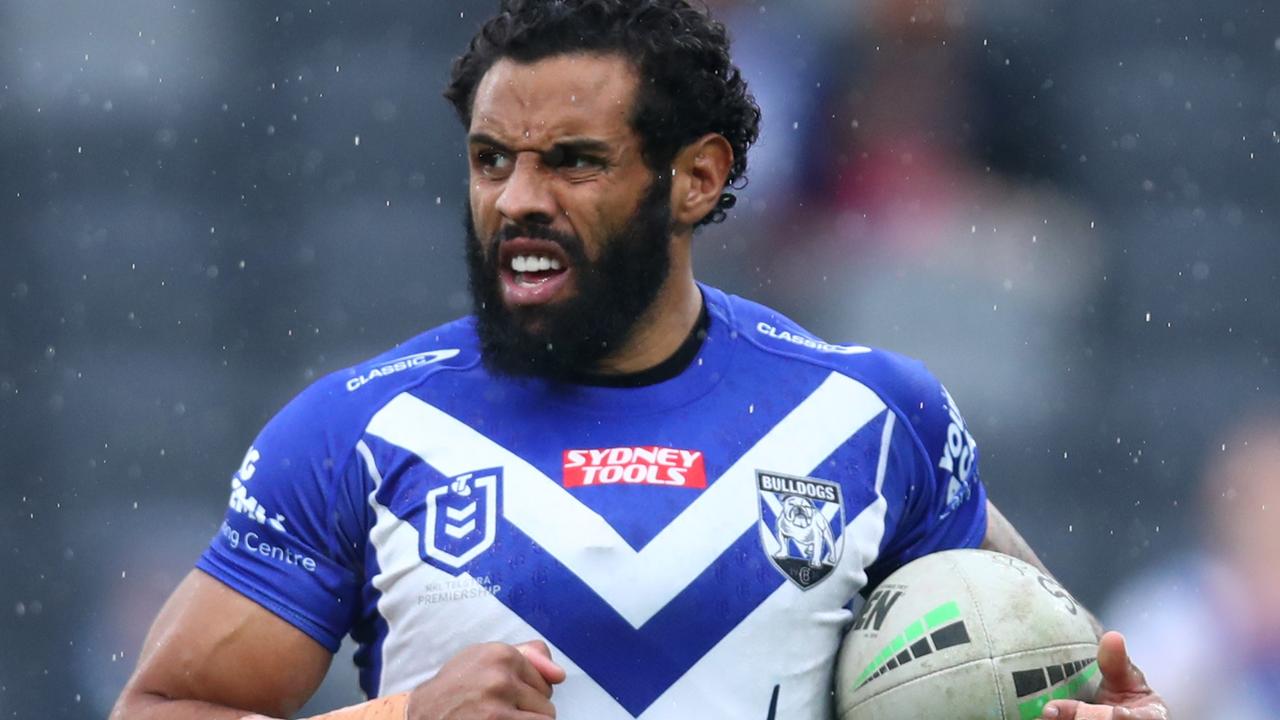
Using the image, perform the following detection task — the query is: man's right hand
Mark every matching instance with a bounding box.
[407,641,566,719]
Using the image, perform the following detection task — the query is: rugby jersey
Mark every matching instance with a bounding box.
[197,283,987,718]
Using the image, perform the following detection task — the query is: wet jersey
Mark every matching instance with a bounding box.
[197,284,987,719]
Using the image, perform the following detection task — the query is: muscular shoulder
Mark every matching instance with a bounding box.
[218,317,480,562]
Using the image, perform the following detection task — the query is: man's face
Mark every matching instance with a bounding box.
[465,53,674,379]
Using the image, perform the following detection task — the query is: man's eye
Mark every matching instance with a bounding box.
[561,153,605,171]
[476,150,511,172]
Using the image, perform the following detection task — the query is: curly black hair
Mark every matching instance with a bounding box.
[445,0,761,226]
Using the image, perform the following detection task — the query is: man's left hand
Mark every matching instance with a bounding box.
[1040,631,1169,719]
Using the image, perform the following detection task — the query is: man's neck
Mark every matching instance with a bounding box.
[591,267,702,376]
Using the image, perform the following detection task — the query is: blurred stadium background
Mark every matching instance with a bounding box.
[1,0,1277,716]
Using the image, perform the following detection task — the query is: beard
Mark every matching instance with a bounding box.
[465,174,674,381]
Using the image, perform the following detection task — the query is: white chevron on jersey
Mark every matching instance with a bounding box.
[356,405,900,714]
[364,371,887,627]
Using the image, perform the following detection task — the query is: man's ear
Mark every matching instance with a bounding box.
[669,133,734,229]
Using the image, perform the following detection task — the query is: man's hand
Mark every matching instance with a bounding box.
[406,641,567,719]
[1040,632,1169,720]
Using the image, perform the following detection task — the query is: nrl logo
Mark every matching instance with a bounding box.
[421,468,501,574]
[756,470,845,590]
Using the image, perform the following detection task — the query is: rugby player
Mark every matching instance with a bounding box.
[113,1,1168,718]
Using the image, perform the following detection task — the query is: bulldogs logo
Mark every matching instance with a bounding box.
[422,468,501,574]
[756,470,844,589]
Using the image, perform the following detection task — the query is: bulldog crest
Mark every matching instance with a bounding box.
[756,470,844,589]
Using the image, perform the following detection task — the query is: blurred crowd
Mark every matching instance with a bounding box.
[2,0,1278,716]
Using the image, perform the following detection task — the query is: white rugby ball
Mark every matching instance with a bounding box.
[835,549,1101,720]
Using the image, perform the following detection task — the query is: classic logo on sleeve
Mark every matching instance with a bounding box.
[422,468,501,574]
[755,322,872,355]
[936,387,977,519]
[756,470,845,589]
[562,446,707,488]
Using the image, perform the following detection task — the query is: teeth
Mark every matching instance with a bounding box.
[510,254,563,273]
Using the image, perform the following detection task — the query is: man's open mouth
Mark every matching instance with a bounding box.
[497,238,573,306]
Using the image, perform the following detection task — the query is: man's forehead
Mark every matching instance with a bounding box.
[470,54,638,144]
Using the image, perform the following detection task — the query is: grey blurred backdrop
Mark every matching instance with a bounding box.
[2,0,1278,717]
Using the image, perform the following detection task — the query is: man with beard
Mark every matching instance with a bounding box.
[114,2,1167,719]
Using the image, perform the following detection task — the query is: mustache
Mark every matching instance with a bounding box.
[489,222,584,257]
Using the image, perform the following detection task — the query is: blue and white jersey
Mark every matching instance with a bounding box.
[197,284,987,719]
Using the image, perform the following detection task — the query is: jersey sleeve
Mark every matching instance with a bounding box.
[864,356,988,589]
[196,380,368,652]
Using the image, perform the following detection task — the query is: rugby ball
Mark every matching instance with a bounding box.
[835,549,1101,720]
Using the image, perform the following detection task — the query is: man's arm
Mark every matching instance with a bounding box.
[111,569,333,720]
[114,570,568,720]
[981,500,1168,720]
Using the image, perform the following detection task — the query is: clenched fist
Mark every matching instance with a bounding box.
[406,641,567,720]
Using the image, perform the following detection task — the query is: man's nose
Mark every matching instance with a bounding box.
[495,152,558,226]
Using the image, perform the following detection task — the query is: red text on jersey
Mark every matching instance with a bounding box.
[562,447,707,489]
